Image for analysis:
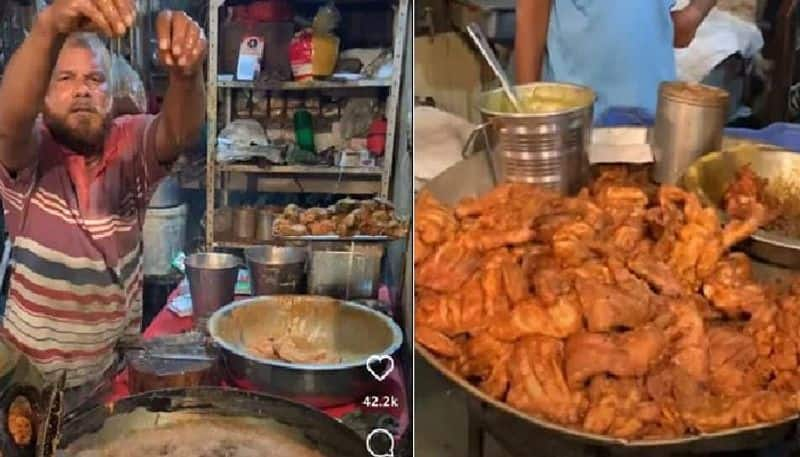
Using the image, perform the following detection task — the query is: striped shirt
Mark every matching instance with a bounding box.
[0,114,166,388]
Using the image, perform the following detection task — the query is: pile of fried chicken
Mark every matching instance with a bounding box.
[415,167,800,440]
[273,197,409,238]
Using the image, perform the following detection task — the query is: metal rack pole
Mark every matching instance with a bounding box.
[205,0,222,251]
[381,0,410,199]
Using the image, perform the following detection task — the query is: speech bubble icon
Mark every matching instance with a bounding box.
[366,355,395,382]
[366,428,395,457]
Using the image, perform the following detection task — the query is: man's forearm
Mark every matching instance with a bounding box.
[156,72,205,163]
[0,10,64,169]
[673,0,717,47]
[515,0,551,83]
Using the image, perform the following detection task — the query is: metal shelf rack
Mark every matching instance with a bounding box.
[204,0,410,250]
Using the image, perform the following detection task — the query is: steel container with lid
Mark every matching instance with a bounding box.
[652,81,730,184]
[465,82,596,195]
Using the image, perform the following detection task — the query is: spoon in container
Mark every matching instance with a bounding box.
[465,22,522,113]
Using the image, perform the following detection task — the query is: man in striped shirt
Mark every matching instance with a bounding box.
[0,0,207,407]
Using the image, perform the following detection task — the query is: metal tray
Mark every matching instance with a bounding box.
[274,234,400,242]
[683,145,800,268]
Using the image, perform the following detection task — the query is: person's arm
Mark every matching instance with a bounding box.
[0,12,63,172]
[0,0,132,173]
[672,0,718,48]
[152,10,207,164]
[515,0,552,83]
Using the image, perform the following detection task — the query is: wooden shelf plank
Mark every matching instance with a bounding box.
[217,163,384,176]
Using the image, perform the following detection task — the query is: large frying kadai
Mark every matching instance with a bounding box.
[416,149,800,455]
[56,387,369,456]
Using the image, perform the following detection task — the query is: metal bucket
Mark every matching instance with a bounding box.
[307,242,384,300]
[465,82,595,195]
[244,245,307,295]
[142,204,187,277]
[185,253,241,331]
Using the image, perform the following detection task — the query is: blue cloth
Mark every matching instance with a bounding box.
[542,0,677,119]
[598,107,800,152]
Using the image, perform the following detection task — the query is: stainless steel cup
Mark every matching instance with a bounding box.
[652,81,730,184]
[185,252,240,331]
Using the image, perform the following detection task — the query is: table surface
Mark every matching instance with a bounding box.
[109,282,410,436]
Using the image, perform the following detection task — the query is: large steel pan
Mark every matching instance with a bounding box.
[416,150,800,455]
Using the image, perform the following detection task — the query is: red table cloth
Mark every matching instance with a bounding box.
[109,284,409,436]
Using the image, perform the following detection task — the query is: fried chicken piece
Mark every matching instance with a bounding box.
[627,253,686,296]
[488,296,582,341]
[8,396,34,446]
[575,275,654,332]
[462,227,537,251]
[702,254,770,318]
[415,191,459,263]
[552,222,597,267]
[308,219,337,235]
[457,332,514,399]
[664,297,709,384]
[416,238,482,292]
[415,325,460,358]
[531,267,572,305]
[274,335,340,364]
[564,327,667,388]
[583,376,668,439]
[506,336,586,425]
[707,326,759,398]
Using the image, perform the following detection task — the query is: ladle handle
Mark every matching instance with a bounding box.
[465,22,522,113]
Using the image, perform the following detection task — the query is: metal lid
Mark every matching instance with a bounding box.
[659,81,730,108]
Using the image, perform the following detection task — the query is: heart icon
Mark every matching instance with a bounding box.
[366,355,394,382]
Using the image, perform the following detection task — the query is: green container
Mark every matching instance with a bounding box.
[293,110,316,153]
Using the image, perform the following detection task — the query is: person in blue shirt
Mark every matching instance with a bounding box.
[515,0,717,118]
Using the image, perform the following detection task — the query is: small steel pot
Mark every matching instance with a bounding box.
[244,245,307,295]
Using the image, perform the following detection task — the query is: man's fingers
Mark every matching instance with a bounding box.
[93,0,125,36]
[76,0,113,37]
[155,10,173,52]
[170,12,189,58]
[179,26,199,67]
[111,0,135,27]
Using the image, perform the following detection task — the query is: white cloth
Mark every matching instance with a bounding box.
[413,106,476,191]
[675,8,763,82]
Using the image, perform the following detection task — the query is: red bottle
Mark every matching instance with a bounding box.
[367,117,388,156]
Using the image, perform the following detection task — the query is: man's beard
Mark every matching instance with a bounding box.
[43,109,110,157]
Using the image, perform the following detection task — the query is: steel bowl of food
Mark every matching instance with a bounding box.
[208,295,403,408]
[683,144,800,268]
